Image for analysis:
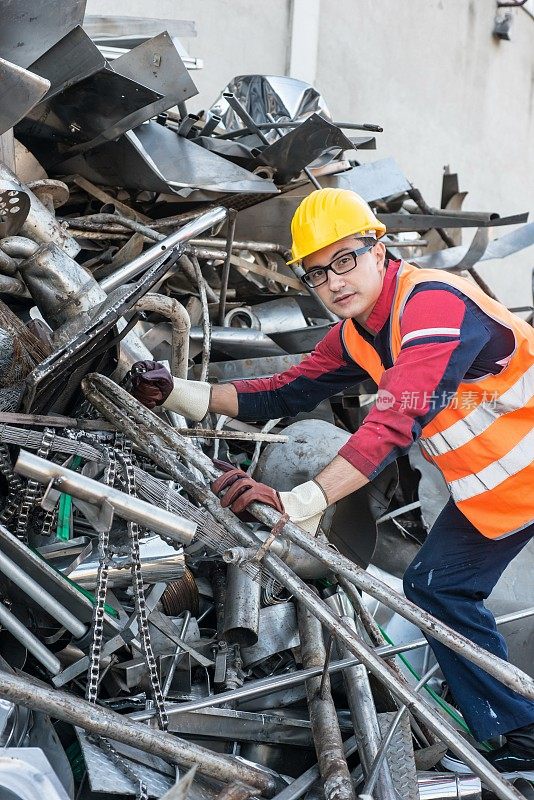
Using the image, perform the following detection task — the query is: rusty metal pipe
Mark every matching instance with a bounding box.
[134,293,190,378]
[298,597,355,800]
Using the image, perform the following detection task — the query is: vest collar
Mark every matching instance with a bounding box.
[355,258,402,335]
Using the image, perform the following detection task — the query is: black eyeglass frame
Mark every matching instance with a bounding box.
[300,238,377,289]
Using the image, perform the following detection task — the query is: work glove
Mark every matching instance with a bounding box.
[130,361,211,421]
[211,462,328,535]
[130,360,174,409]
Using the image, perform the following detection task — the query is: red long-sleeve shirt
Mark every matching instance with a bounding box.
[232,260,515,480]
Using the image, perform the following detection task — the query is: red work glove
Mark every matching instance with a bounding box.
[130,360,174,409]
[211,460,284,517]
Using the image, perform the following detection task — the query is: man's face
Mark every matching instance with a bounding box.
[302,235,387,323]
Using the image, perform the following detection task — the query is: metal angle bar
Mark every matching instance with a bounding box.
[80,379,527,800]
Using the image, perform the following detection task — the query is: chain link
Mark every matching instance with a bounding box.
[0,443,24,523]
[15,427,56,541]
[85,445,117,705]
[117,436,168,731]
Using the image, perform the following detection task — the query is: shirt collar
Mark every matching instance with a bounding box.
[358,258,401,335]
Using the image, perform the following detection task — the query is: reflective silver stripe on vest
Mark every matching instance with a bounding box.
[447,424,534,502]
[422,362,534,458]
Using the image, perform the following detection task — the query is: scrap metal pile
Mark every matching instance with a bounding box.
[0,3,534,800]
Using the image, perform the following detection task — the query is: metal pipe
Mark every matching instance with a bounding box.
[0,235,39,258]
[338,615,397,800]
[189,237,289,256]
[297,597,355,800]
[0,164,80,257]
[18,242,108,328]
[0,669,277,795]
[218,208,238,326]
[134,293,190,378]
[80,378,526,800]
[223,565,261,648]
[190,255,212,383]
[0,600,61,675]
[417,773,481,800]
[14,450,197,545]
[99,206,227,292]
[0,548,87,638]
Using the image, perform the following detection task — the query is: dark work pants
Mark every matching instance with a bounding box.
[403,499,534,741]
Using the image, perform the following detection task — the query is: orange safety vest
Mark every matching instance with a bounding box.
[342,260,534,539]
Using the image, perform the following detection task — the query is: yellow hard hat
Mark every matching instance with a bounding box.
[287,188,386,265]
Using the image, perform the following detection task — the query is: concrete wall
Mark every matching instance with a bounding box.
[84,0,534,305]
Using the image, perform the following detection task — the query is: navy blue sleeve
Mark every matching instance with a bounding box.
[232,323,370,421]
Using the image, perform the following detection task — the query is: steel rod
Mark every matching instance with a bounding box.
[338,615,397,800]
[218,208,238,326]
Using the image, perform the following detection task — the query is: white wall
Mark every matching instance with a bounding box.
[84,0,534,305]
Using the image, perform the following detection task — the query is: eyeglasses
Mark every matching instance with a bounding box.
[300,239,376,289]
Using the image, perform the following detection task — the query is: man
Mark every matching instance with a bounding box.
[132,188,534,771]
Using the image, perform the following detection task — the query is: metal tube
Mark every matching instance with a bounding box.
[0,600,61,674]
[0,164,79,257]
[297,598,355,800]
[223,565,261,648]
[99,206,227,293]
[0,548,87,638]
[0,235,39,258]
[218,208,238,326]
[338,615,397,800]
[14,450,196,545]
[190,255,212,383]
[417,773,481,800]
[80,378,526,800]
[134,293,190,378]
[0,669,277,795]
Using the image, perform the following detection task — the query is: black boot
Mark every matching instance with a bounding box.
[486,722,534,773]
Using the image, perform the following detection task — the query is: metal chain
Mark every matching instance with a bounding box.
[87,734,149,800]
[0,443,24,523]
[85,445,117,705]
[117,436,168,731]
[85,438,149,800]
[15,427,56,541]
